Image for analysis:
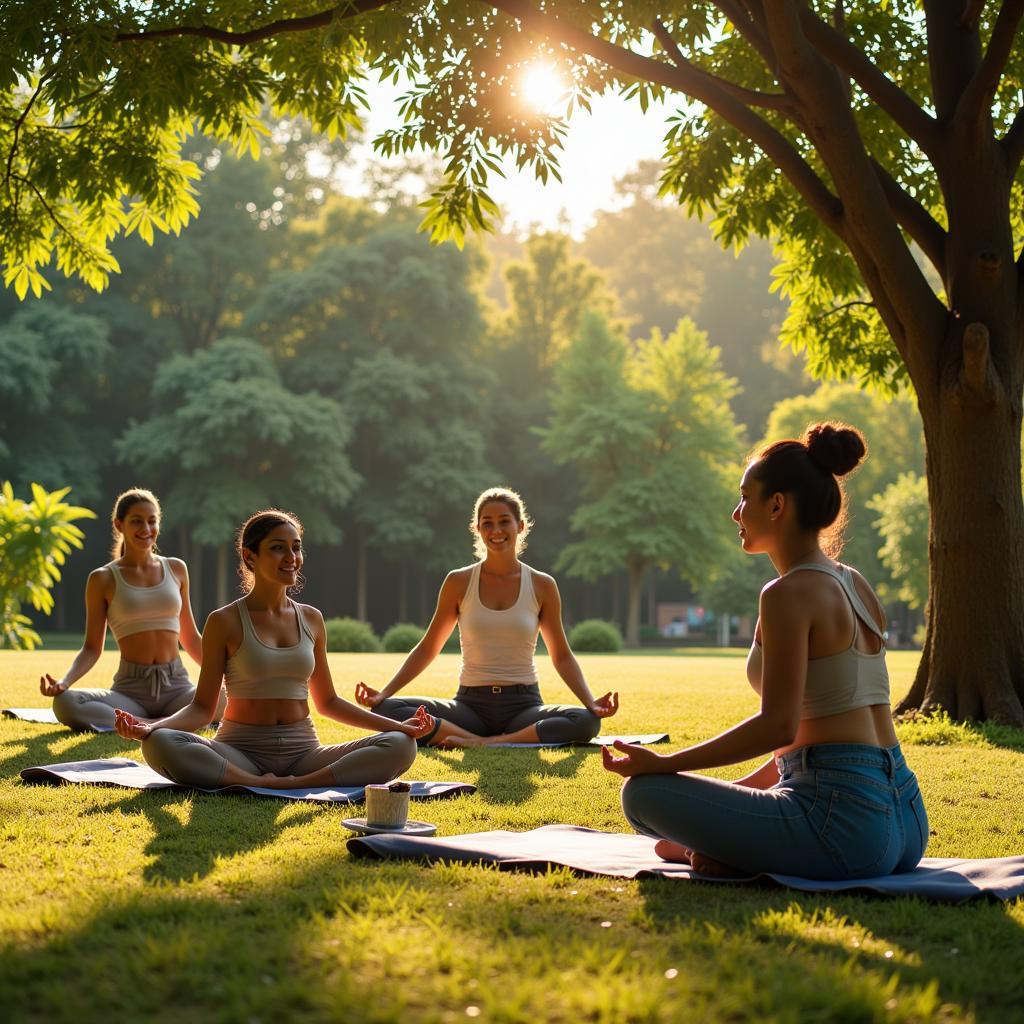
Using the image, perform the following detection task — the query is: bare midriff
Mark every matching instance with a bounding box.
[224,697,311,726]
[778,703,899,758]
[116,629,182,666]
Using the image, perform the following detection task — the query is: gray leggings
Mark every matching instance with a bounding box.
[378,684,601,744]
[141,716,418,788]
[53,657,225,732]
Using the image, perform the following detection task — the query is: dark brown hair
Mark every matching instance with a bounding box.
[470,487,533,560]
[237,509,304,595]
[748,422,867,555]
[110,488,161,560]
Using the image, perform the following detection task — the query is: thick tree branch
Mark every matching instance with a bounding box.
[1002,107,1024,172]
[114,1,394,45]
[486,0,845,237]
[652,20,790,111]
[962,0,988,27]
[870,159,948,279]
[796,6,940,155]
[956,0,1024,127]
[711,0,778,67]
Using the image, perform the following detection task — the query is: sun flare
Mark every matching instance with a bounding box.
[519,63,567,114]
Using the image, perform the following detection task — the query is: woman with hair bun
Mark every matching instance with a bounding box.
[355,486,618,747]
[605,423,929,880]
[114,509,432,788]
[41,488,223,732]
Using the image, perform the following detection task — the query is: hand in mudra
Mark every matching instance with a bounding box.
[400,705,435,740]
[114,708,153,741]
[39,674,68,697]
[589,691,619,718]
[354,681,384,708]
[601,740,667,777]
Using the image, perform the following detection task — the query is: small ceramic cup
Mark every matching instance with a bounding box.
[364,784,410,829]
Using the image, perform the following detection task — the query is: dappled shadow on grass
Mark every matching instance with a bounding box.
[416,745,590,804]
[637,877,1024,1020]
[79,789,321,884]
[0,725,129,778]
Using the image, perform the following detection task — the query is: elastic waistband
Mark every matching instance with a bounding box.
[217,716,315,737]
[776,742,906,777]
[457,683,540,696]
[116,655,185,676]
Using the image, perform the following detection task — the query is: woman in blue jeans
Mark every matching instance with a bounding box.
[604,423,929,880]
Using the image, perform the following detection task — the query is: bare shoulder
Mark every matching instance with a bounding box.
[527,567,559,600]
[205,602,240,635]
[295,602,325,635]
[165,557,188,582]
[758,574,806,616]
[87,565,114,596]
[443,566,474,598]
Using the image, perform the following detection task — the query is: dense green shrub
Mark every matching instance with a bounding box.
[325,617,381,653]
[568,619,623,653]
[383,622,425,653]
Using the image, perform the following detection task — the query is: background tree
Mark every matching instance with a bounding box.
[0,483,94,649]
[870,473,931,614]
[0,305,111,505]
[245,221,493,618]
[118,336,359,607]
[543,312,742,646]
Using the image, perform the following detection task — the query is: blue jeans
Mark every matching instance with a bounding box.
[621,743,928,880]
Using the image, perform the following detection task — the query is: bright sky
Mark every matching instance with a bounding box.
[341,72,679,238]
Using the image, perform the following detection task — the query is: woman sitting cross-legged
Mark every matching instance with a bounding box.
[42,487,225,732]
[115,509,433,788]
[355,486,618,747]
[604,423,929,880]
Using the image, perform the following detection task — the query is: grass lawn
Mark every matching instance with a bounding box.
[1,649,1022,1023]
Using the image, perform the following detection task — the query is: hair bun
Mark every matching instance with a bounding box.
[804,422,866,477]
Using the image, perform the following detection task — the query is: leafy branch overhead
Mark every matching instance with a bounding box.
[4,2,1021,388]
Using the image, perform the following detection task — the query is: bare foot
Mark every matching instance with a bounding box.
[436,734,488,748]
[654,840,693,864]
[689,851,745,878]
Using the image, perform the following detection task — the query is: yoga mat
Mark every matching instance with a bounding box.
[2,707,95,728]
[490,733,669,749]
[20,757,476,804]
[347,824,1024,903]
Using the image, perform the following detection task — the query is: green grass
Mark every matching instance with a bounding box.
[1,650,1022,1023]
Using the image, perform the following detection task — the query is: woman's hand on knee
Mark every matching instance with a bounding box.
[40,674,68,697]
[588,691,619,718]
[114,708,153,741]
[602,741,667,777]
[399,706,435,740]
[355,682,383,708]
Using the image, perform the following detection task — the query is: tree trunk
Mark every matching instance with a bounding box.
[356,528,368,622]
[191,543,204,617]
[647,571,657,630]
[625,562,646,648]
[398,562,408,623]
[216,543,228,609]
[897,327,1024,725]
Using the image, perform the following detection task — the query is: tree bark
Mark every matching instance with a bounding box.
[398,562,408,623]
[897,321,1024,724]
[625,562,646,648]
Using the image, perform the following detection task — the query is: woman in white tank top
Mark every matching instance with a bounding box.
[114,509,433,789]
[355,487,619,746]
[40,488,223,732]
[604,424,929,881]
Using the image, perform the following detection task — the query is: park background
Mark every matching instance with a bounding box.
[0,108,929,652]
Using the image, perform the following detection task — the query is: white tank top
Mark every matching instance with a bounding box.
[458,562,540,686]
[106,556,182,641]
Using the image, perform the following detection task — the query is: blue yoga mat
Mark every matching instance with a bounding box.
[347,824,1024,902]
[20,757,476,804]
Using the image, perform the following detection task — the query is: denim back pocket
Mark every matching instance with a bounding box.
[817,785,894,878]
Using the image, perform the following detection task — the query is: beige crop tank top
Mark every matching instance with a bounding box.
[223,599,315,700]
[748,563,890,719]
[458,562,540,686]
[106,556,182,641]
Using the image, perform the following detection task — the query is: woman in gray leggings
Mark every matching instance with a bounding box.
[355,487,618,747]
[115,509,433,788]
[40,488,225,732]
